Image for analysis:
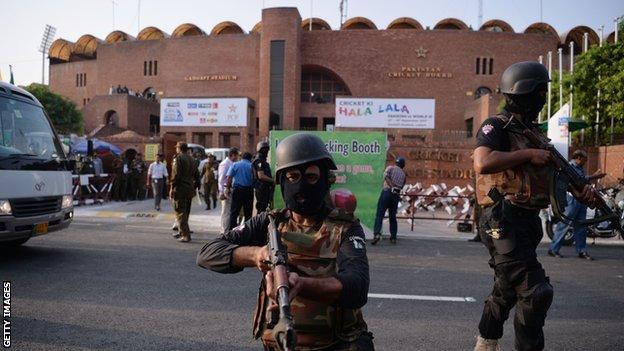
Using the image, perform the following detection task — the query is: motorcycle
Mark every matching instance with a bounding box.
[543,186,624,245]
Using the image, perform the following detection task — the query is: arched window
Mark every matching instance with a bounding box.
[104,110,118,126]
[300,66,350,104]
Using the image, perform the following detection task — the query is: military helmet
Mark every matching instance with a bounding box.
[275,133,337,180]
[256,140,270,152]
[500,61,550,95]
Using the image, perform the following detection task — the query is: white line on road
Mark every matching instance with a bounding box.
[368,293,476,303]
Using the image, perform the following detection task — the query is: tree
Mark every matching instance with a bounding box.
[24,84,83,134]
[571,42,624,145]
[541,42,624,145]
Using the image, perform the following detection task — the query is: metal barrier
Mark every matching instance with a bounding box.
[391,184,476,231]
[71,173,116,206]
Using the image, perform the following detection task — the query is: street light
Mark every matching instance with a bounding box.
[38,25,56,85]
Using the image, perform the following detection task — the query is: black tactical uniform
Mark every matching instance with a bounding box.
[253,141,274,214]
[474,62,554,351]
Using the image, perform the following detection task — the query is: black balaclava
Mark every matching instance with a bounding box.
[280,162,329,216]
[504,83,547,123]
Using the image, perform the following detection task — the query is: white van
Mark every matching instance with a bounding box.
[0,82,73,246]
[205,148,230,162]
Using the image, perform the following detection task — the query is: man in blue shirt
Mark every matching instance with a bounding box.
[548,150,606,260]
[225,152,254,230]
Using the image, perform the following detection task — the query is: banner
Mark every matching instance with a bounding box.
[336,97,435,129]
[160,98,248,127]
[269,131,387,230]
[547,103,569,160]
[144,144,160,162]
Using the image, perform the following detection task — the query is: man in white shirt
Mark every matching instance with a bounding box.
[218,147,239,232]
[147,154,169,211]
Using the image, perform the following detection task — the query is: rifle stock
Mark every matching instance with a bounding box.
[267,216,297,351]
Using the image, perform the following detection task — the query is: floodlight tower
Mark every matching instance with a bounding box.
[38,25,56,85]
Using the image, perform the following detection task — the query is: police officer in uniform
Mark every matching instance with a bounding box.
[253,141,275,214]
[473,61,596,351]
[170,142,196,243]
[197,133,374,350]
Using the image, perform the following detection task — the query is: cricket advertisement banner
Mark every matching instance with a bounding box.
[269,131,387,230]
[160,98,248,127]
[335,97,435,129]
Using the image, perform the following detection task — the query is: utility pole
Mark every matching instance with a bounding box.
[339,0,348,27]
[478,0,483,28]
[112,0,117,29]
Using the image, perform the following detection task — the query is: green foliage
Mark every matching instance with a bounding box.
[24,84,83,134]
[542,42,624,145]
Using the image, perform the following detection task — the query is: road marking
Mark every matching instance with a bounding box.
[368,293,476,302]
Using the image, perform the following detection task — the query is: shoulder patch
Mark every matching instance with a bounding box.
[481,124,494,135]
[348,236,366,249]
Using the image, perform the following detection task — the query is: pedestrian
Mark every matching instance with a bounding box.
[170,142,196,242]
[252,141,274,214]
[147,153,168,211]
[201,155,218,210]
[225,152,254,230]
[91,152,103,177]
[371,156,407,245]
[218,147,239,232]
[548,150,605,260]
[472,61,596,351]
[196,133,374,350]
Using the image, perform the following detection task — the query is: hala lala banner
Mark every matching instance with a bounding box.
[160,98,248,127]
[335,97,435,129]
[269,130,387,231]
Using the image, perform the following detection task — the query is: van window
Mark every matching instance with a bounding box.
[0,97,63,160]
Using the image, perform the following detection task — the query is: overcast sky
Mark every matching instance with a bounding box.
[1,0,623,86]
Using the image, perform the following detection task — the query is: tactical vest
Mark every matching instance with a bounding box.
[476,114,552,209]
[253,209,368,350]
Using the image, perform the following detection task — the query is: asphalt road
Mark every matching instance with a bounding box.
[1,215,623,350]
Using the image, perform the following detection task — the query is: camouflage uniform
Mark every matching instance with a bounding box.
[201,159,218,209]
[197,208,373,351]
[171,151,196,238]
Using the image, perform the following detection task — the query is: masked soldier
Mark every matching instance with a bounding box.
[170,142,196,242]
[253,141,275,214]
[473,61,596,351]
[197,133,374,350]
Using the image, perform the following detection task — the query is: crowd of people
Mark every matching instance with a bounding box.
[167,141,274,242]
[108,85,157,101]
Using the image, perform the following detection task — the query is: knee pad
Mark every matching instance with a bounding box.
[530,280,553,314]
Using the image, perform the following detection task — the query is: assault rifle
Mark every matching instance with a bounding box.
[506,116,623,232]
[266,216,297,351]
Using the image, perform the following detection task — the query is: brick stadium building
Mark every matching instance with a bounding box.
[47,7,608,185]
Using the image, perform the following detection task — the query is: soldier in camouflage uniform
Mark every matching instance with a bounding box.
[473,62,596,351]
[170,142,196,242]
[197,133,374,350]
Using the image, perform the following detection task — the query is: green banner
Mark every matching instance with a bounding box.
[269,131,387,230]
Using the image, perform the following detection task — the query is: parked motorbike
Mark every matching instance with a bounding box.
[543,186,624,245]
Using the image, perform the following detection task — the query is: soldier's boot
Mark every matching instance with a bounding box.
[474,336,500,351]
[178,234,191,242]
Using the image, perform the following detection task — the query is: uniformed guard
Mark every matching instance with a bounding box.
[253,141,275,214]
[170,142,196,242]
[473,61,596,351]
[197,133,374,350]
[201,154,218,210]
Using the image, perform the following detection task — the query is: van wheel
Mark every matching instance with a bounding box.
[1,238,30,246]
